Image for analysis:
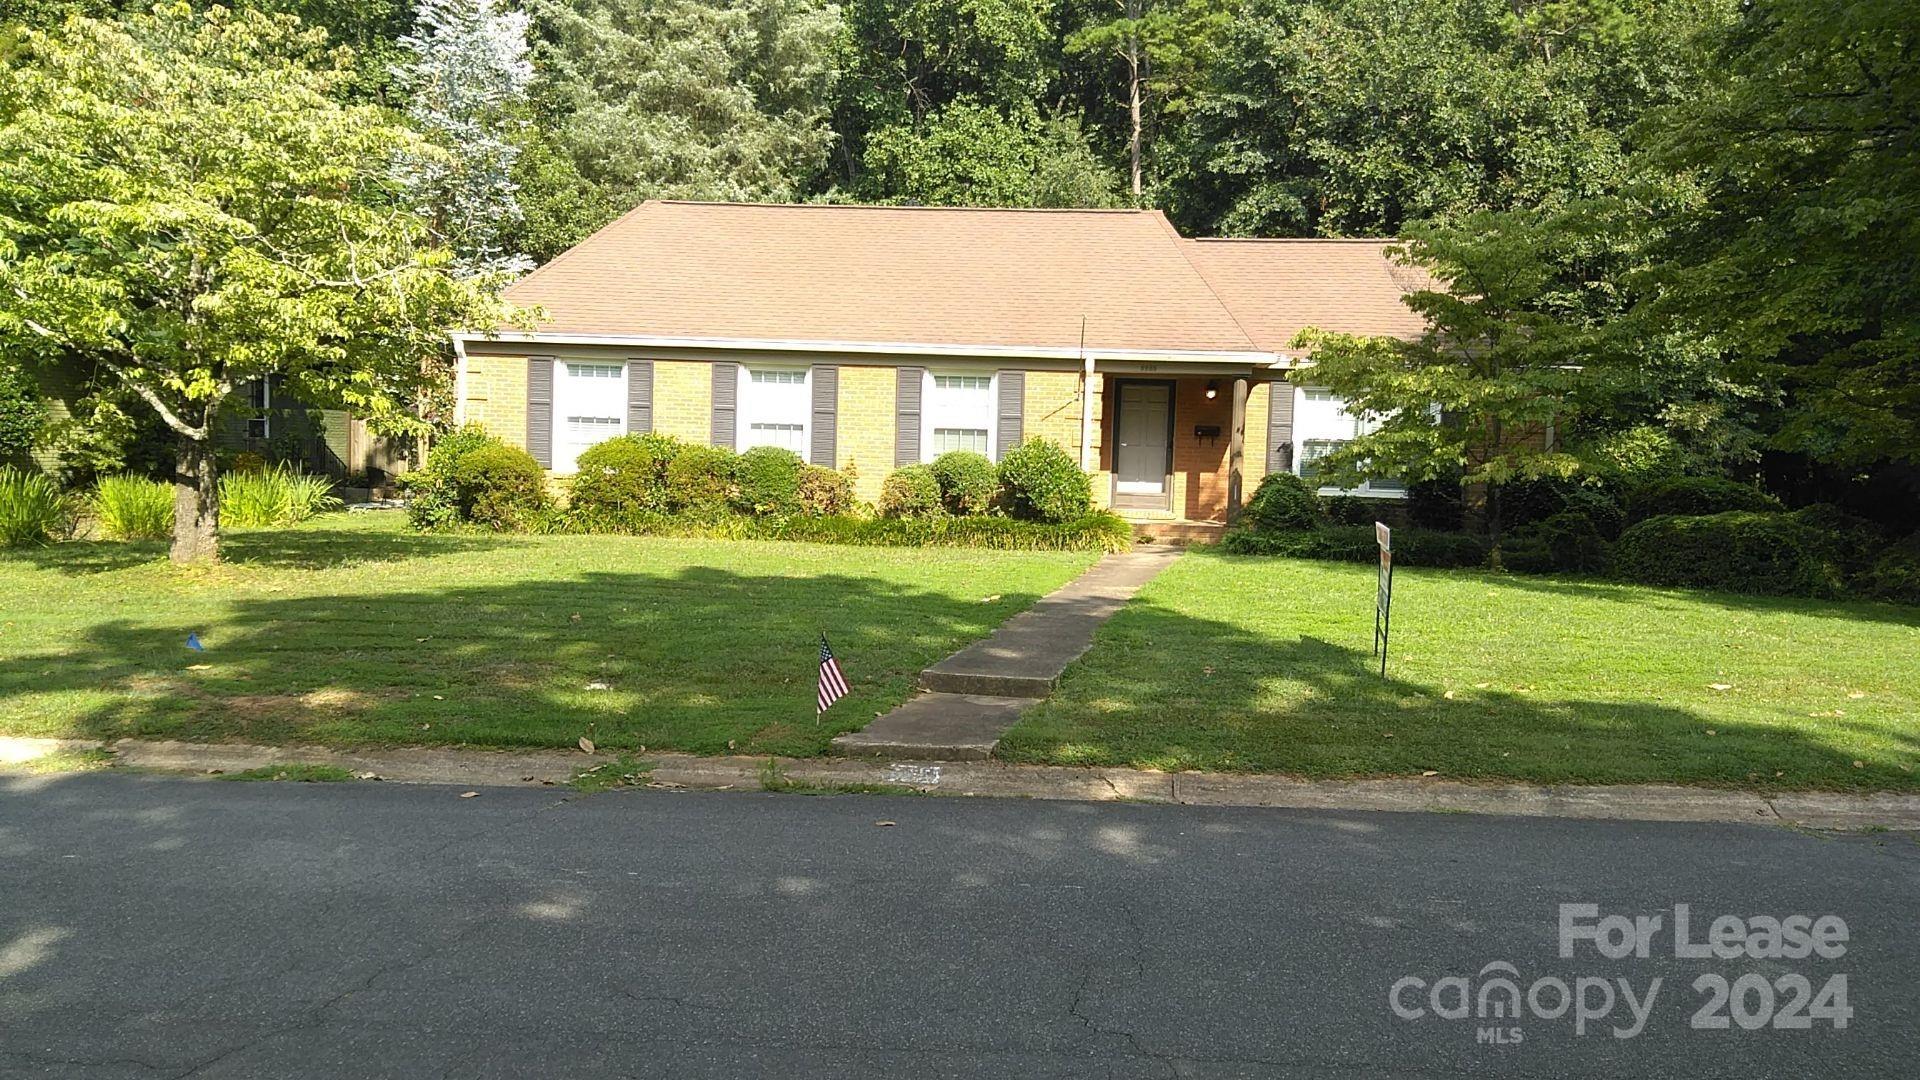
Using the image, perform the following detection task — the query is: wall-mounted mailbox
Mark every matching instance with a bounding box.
[1193,424,1222,440]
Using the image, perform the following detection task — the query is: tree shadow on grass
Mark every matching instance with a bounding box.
[6,524,516,576]
[1475,568,1920,630]
[997,599,1920,793]
[0,566,1058,759]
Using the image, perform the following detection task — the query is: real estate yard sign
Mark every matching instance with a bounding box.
[1373,522,1393,677]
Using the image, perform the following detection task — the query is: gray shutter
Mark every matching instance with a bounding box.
[1266,378,1294,474]
[710,362,737,448]
[995,370,1024,459]
[626,360,653,434]
[526,356,554,468]
[895,366,924,466]
[810,365,838,467]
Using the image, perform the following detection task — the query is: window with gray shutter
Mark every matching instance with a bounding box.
[627,359,653,434]
[710,362,738,448]
[810,365,838,467]
[526,356,555,468]
[995,370,1024,459]
[895,366,924,466]
[1266,378,1294,474]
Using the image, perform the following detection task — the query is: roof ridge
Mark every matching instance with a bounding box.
[652,199,1158,215]
[1191,236,1401,244]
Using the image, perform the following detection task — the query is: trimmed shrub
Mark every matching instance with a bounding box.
[219,466,341,527]
[543,507,1132,552]
[878,463,942,518]
[929,450,997,515]
[446,444,549,530]
[1789,503,1884,576]
[406,424,506,529]
[733,446,805,515]
[1862,534,1920,606]
[1407,475,1465,531]
[664,444,738,515]
[93,473,174,540]
[1612,512,1847,597]
[0,466,71,547]
[796,465,855,516]
[1505,477,1627,539]
[570,433,683,518]
[1504,511,1611,575]
[1241,471,1323,532]
[1321,494,1376,526]
[996,438,1092,523]
[1628,476,1781,522]
[1222,524,1487,568]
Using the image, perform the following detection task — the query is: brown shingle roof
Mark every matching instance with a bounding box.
[498,201,1428,355]
[1180,238,1435,353]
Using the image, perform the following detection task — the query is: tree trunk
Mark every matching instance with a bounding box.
[171,435,220,564]
[1127,37,1144,199]
[1487,480,1505,571]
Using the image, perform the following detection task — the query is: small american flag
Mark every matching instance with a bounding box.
[817,634,849,716]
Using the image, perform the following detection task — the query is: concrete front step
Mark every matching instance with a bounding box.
[918,545,1182,698]
[830,693,1038,761]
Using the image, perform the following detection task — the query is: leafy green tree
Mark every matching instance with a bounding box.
[0,5,509,562]
[0,360,42,463]
[860,98,1121,207]
[515,0,840,259]
[1064,0,1232,199]
[1638,0,1920,468]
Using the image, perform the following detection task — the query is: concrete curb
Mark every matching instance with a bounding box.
[5,736,1918,831]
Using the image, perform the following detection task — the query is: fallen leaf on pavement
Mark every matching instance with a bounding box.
[874,821,897,827]
[459,791,479,798]
[1421,770,1438,777]
[578,736,596,755]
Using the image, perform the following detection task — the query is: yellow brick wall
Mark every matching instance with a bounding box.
[652,360,712,443]
[834,365,896,504]
[1021,370,1105,508]
[463,353,529,448]
[1244,381,1272,498]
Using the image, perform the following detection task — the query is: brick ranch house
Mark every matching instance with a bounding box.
[450,201,1430,534]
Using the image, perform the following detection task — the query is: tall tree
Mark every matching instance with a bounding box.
[1639,0,1920,468]
[395,0,535,276]
[1065,0,1231,200]
[0,5,508,562]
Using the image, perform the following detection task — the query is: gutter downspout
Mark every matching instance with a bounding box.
[1078,317,1095,473]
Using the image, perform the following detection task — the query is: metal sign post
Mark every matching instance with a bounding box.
[1373,521,1393,678]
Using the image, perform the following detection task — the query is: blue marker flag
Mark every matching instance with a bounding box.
[186,633,204,652]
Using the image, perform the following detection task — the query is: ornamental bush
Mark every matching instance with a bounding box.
[1241,471,1323,532]
[1503,510,1611,575]
[570,433,683,517]
[1627,476,1781,522]
[1611,512,1847,597]
[407,424,521,529]
[878,463,942,518]
[447,444,550,531]
[733,446,805,515]
[1862,534,1920,606]
[0,465,71,547]
[664,444,738,515]
[995,439,1091,523]
[92,473,173,540]
[1222,523,1487,568]
[929,450,997,515]
[0,362,44,462]
[796,464,855,516]
[1505,477,1627,539]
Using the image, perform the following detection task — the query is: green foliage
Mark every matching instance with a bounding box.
[38,388,174,487]
[929,450,997,515]
[92,474,174,541]
[1505,477,1626,539]
[860,100,1121,207]
[447,444,550,530]
[1241,471,1323,532]
[1504,510,1612,575]
[565,506,1133,552]
[1627,476,1780,522]
[1612,512,1848,597]
[995,439,1092,523]
[733,446,806,515]
[663,444,738,515]
[1407,473,1465,531]
[796,464,856,516]
[1862,534,1920,607]
[0,465,71,547]
[1221,523,1488,568]
[878,463,942,518]
[569,433,684,517]
[218,466,342,527]
[0,362,43,461]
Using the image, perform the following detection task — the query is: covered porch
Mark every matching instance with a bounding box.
[1086,368,1289,534]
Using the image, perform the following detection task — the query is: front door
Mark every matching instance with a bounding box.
[1113,380,1173,507]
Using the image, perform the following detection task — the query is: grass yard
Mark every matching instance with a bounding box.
[998,549,1920,791]
[0,512,1096,757]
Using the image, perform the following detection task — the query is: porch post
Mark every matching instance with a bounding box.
[1227,376,1249,523]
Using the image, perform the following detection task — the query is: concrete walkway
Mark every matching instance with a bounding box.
[830,545,1183,759]
[9,737,1919,830]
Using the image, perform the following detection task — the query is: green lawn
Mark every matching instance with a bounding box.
[998,549,1920,791]
[0,512,1096,757]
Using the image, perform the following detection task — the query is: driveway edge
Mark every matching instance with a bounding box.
[5,736,1917,831]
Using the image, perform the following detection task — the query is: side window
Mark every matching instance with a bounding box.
[245,379,271,440]
[739,368,809,453]
[553,362,627,472]
[924,373,994,459]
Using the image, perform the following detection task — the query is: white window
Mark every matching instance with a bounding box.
[1291,385,1404,499]
[923,372,996,461]
[245,379,271,440]
[738,368,810,454]
[553,361,627,473]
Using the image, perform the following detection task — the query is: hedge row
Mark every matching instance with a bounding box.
[1221,522,1489,568]
[556,507,1135,553]
[878,443,1093,524]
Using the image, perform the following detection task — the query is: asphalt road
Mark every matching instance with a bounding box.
[1,773,1915,1078]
